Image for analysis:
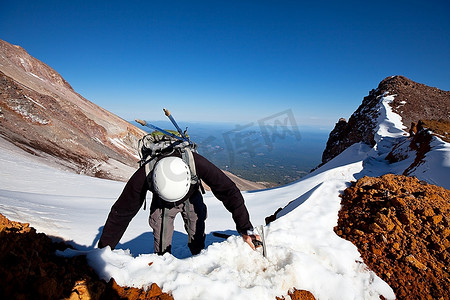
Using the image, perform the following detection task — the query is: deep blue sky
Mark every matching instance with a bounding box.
[1,0,449,128]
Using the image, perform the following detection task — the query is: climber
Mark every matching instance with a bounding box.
[98,148,260,255]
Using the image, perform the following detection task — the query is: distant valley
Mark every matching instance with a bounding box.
[138,121,329,187]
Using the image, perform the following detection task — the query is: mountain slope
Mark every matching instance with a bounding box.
[0,39,266,190]
[322,75,450,165]
[0,39,146,181]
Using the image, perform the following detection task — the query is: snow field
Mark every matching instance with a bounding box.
[0,136,395,299]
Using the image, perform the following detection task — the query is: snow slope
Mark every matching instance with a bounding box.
[1,94,449,299]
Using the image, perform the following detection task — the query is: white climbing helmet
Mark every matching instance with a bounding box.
[152,156,191,202]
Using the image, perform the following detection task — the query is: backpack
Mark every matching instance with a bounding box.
[137,129,203,194]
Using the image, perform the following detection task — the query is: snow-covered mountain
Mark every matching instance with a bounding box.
[1,41,449,299]
[322,75,450,168]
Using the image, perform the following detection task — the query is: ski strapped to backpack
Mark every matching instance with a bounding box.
[135,109,205,201]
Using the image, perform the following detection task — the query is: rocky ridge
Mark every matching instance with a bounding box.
[267,76,450,299]
[386,119,450,177]
[322,75,450,165]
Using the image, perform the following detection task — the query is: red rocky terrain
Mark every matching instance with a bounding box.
[335,174,450,300]
[0,213,173,300]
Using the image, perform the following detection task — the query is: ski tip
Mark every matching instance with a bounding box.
[135,119,147,126]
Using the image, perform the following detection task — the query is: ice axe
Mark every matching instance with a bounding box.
[212,229,266,257]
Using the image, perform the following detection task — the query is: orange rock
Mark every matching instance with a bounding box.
[147,283,164,298]
[369,222,383,233]
[391,196,406,208]
[288,289,316,300]
[334,175,450,300]
[431,215,442,225]
[423,208,435,217]
[109,278,173,300]
[405,255,427,271]
[375,212,395,231]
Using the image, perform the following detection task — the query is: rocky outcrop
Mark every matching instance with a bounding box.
[321,85,382,164]
[386,76,450,131]
[0,39,146,181]
[386,119,450,177]
[335,174,450,300]
[0,213,173,299]
[277,289,316,300]
[322,76,450,164]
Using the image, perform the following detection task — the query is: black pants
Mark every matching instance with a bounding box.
[149,191,207,255]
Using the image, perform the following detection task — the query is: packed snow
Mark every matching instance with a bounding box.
[1,94,449,299]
